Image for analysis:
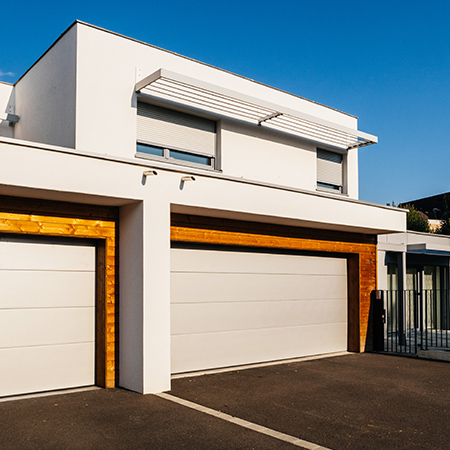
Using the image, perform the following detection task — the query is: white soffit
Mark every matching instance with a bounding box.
[407,243,450,256]
[136,69,378,150]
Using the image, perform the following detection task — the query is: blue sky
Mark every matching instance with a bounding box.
[1,0,449,206]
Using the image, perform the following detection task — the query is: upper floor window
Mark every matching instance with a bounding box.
[316,149,343,193]
[136,102,216,169]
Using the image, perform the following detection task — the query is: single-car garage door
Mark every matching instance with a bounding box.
[0,237,96,397]
[171,245,348,374]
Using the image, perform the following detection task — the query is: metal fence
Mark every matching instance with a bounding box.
[373,290,450,354]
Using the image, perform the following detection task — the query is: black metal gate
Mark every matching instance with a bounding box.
[372,290,450,354]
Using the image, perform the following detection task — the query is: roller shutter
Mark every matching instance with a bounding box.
[317,149,343,189]
[137,102,216,157]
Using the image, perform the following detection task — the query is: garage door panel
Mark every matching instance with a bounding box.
[171,246,348,374]
[0,343,95,397]
[171,272,348,303]
[0,240,96,397]
[0,241,95,271]
[0,271,95,309]
[172,299,347,335]
[172,248,347,275]
[171,323,347,374]
[0,308,94,348]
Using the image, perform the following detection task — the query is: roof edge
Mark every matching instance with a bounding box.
[15,20,79,85]
[18,19,357,120]
[77,20,357,119]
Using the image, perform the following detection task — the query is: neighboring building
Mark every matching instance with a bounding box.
[379,192,450,293]
[378,231,450,293]
[0,21,405,397]
[400,192,450,220]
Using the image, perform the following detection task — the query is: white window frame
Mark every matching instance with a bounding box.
[136,142,216,170]
[136,101,217,171]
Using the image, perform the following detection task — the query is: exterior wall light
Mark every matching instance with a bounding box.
[143,170,158,177]
[6,113,20,127]
[181,176,196,182]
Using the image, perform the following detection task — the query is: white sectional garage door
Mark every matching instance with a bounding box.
[0,238,96,397]
[170,246,348,374]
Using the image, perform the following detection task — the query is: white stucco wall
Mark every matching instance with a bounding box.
[346,148,359,198]
[73,22,363,198]
[0,137,406,392]
[0,22,397,395]
[0,82,14,138]
[220,120,317,190]
[14,27,77,148]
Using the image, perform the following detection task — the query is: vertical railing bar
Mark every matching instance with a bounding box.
[410,291,413,354]
[395,290,399,353]
[412,292,418,354]
[407,290,410,354]
[409,292,417,354]
[422,288,428,350]
[387,290,392,352]
[386,290,389,352]
[418,289,421,352]
[386,294,392,352]
[445,289,449,348]
[428,291,436,347]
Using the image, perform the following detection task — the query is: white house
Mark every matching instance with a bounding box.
[0,21,406,397]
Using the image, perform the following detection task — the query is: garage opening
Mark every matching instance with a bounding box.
[170,243,348,374]
[0,235,99,397]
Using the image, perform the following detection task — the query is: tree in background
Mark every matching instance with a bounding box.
[402,204,430,232]
[437,216,450,235]
[436,194,450,235]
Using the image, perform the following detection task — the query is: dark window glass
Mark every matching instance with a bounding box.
[169,150,211,166]
[317,181,341,192]
[137,143,164,157]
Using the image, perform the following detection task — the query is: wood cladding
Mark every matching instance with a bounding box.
[172,213,377,245]
[0,195,119,221]
[171,213,377,352]
[0,210,117,388]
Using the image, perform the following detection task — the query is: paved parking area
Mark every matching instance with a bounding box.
[1,353,449,449]
[171,353,450,450]
[0,387,295,450]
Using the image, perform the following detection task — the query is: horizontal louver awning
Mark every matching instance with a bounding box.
[137,102,216,156]
[317,149,343,188]
[136,69,377,150]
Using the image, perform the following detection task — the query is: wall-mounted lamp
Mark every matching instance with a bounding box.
[6,113,19,127]
[143,170,158,177]
[181,175,196,182]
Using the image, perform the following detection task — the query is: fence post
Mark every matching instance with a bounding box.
[398,289,406,347]
[372,290,385,351]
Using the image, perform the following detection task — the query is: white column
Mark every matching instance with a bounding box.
[119,198,172,394]
[142,197,171,393]
[119,202,145,393]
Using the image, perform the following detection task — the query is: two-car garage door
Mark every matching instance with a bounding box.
[171,245,348,374]
[0,237,96,397]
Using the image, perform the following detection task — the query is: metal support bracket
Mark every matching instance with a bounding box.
[258,112,283,126]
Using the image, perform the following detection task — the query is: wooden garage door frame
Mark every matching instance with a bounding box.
[171,214,377,352]
[0,211,116,388]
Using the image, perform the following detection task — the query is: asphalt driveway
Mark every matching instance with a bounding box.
[1,353,449,449]
[171,353,450,450]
